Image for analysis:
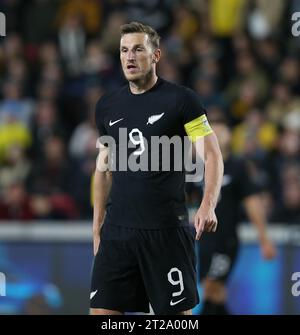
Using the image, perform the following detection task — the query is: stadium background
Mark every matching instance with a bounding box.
[0,0,300,314]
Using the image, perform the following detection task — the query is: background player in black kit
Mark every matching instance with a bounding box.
[90,22,224,315]
[194,119,276,315]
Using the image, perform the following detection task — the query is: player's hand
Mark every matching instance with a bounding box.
[194,204,218,240]
[260,238,277,260]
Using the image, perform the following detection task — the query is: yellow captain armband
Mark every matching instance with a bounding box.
[184,114,213,142]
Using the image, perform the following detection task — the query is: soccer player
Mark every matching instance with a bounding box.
[196,119,276,315]
[90,22,224,315]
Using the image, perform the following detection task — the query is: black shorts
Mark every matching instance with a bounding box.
[90,223,199,315]
[197,232,239,283]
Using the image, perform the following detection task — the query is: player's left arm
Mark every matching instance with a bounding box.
[243,195,277,260]
[181,88,224,240]
[193,132,224,240]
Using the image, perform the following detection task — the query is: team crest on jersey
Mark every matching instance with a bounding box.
[146,113,164,125]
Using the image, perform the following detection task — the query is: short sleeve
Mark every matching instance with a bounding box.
[95,97,107,137]
[95,96,109,147]
[181,88,213,142]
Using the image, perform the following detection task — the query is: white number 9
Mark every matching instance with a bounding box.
[129,128,145,155]
[167,267,184,297]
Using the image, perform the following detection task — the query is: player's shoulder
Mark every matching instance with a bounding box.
[160,78,196,99]
[159,78,204,114]
[95,85,128,110]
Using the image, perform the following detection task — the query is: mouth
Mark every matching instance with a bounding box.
[127,64,138,70]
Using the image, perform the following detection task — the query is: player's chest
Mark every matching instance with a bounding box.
[104,103,182,140]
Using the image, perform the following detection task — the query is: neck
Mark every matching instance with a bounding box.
[129,71,158,94]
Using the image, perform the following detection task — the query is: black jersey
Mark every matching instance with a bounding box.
[95,77,212,229]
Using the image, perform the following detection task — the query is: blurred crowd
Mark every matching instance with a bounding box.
[0,0,300,223]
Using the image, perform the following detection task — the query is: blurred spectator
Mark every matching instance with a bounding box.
[27,136,71,194]
[30,193,79,220]
[57,12,86,76]
[30,100,66,159]
[270,180,300,224]
[231,32,252,54]
[126,0,172,33]
[191,34,221,64]
[157,57,182,84]
[0,116,32,163]
[278,56,300,93]
[67,82,100,218]
[267,130,300,204]
[0,183,34,221]
[55,0,102,35]
[172,4,200,44]
[247,0,286,39]
[282,109,300,132]
[0,79,34,128]
[69,83,103,159]
[0,145,31,190]
[30,193,61,220]
[38,41,61,67]
[226,51,269,112]
[6,57,29,84]
[40,63,63,86]
[1,32,24,60]
[69,135,97,218]
[36,80,60,102]
[231,109,278,155]
[209,0,248,37]
[230,80,261,123]
[100,12,127,55]
[82,40,113,77]
[23,0,58,45]
[254,37,282,79]
[266,82,300,126]
[193,74,225,109]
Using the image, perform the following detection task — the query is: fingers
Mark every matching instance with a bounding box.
[194,218,218,240]
[195,225,203,240]
[212,221,217,232]
[194,217,204,240]
[264,246,276,260]
[204,220,218,233]
[261,241,277,260]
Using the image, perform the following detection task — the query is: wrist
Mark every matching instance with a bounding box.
[200,199,216,210]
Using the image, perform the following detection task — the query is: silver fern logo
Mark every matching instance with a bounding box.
[147,113,164,125]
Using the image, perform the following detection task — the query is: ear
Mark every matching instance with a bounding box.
[152,48,161,64]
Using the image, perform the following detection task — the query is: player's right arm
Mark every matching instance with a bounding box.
[93,145,112,256]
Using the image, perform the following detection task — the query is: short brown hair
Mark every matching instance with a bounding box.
[120,21,160,49]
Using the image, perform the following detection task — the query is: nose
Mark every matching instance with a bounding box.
[127,50,136,61]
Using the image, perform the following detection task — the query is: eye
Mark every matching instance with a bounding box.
[136,47,144,51]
